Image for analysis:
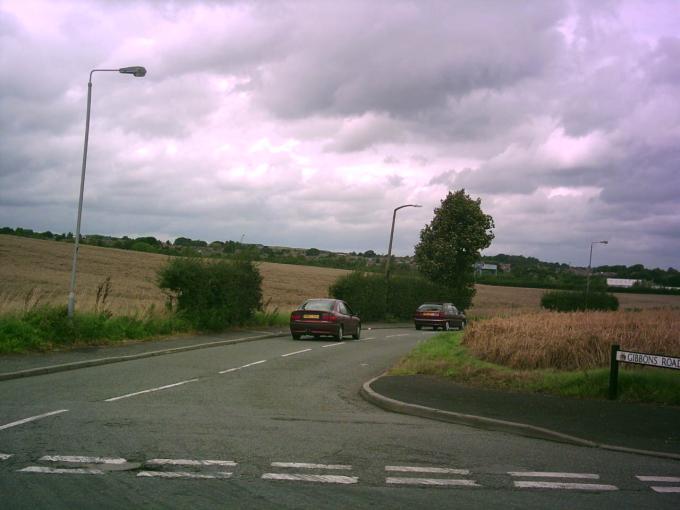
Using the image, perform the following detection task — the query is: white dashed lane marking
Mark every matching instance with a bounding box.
[19,466,104,475]
[262,473,358,484]
[263,461,358,484]
[281,349,312,358]
[0,453,12,460]
[385,334,411,338]
[636,475,680,493]
[138,471,232,479]
[509,471,600,479]
[219,360,267,374]
[40,455,127,464]
[271,462,352,470]
[514,481,618,491]
[386,477,479,487]
[510,471,617,491]
[0,409,69,431]
[386,466,470,475]
[321,342,345,348]
[105,379,198,402]
[385,465,478,487]
[146,459,237,467]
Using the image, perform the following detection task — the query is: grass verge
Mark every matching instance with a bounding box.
[0,305,193,354]
[389,332,680,406]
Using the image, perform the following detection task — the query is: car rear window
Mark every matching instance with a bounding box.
[301,300,335,311]
[417,304,442,311]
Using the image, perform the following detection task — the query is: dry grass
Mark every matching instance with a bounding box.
[462,309,680,370]
[2,234,680,317]
[0,235,349,315]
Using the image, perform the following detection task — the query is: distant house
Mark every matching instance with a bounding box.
[475,263,498,275]
[607,278,641,288]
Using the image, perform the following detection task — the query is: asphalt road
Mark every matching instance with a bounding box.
[1,328,678,509]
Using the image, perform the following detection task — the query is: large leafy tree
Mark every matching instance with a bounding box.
[414,189,494,310]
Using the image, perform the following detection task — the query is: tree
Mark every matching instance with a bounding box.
[414,189,494,309]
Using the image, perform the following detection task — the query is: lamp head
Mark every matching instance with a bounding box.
[119,66,147,77]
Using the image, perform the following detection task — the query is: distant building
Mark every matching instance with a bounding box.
[475,263,498,275]
[607,278,641,288]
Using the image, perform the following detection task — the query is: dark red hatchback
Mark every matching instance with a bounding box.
[290,298,361,341]
[414,303,466,331]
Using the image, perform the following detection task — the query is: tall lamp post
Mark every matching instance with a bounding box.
[585,240,608,307]
[384,204,422,280]
[67,66,147,318]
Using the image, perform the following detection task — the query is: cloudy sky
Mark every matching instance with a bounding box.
[1,0,679,269]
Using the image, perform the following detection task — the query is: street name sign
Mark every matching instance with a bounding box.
[616,351,680,370]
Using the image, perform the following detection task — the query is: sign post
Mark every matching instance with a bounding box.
[609,345,680,400]
[608,344,620,400]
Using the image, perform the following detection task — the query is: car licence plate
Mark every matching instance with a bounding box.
[303,314,320,319]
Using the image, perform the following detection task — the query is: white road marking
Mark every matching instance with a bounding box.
[262,473,358,484]
[321,342,345,348]
[509,471,600,479]
[281,349,312,357]
[651,486,680,493]
[271,462,352,470]
[386,466,470,475]
[20,466,104,475]
[146,459,237,467]
[362,337,375,341]
[219,360,267,374]
[386,477,479,487]
[0,409,69,431]
[0,453,12,460]
[40,455,127,465]
[636,476,680,482]
[385,334,410,338]
[105,379,199,402]
[138,471,232,479]
[514,481,618,491]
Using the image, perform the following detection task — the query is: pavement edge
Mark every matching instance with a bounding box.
[360,373,680,461]
[0,332,288,382]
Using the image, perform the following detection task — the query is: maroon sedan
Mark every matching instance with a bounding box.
[414,303,466,331]
[290,298,361,341]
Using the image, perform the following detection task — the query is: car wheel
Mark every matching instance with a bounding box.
[352,324,361,340]
[415,324,422,330]
[336,325,344,341]
[292,333,301,340]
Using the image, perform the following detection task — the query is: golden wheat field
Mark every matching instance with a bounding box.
[462,309,680,370]
[2,234,680,317]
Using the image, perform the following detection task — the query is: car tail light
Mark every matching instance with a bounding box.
[322,312,338,322]
[291,312,303,321]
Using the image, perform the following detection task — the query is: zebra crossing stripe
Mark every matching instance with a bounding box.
[386,466,470,475]
[271,462,352,470]
[509,471,599,479]
[40,455,127,465]
[0,453,12,460]
[636,476,680,483]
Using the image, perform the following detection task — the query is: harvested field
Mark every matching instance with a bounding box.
[462,309,680,370]
[0,235,349,315]
[2,234,679,317]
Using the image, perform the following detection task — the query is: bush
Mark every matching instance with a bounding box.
[329,271,455,321]
[541,290,619,312]
[157,257,262,330]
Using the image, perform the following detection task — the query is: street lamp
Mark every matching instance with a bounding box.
[67,66,147,318]
[384,204,422,280]
[585,240,608,307]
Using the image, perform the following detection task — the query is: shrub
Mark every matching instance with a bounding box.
[541,290,619,312]
[329,271,454,321]
[157,257,262,330]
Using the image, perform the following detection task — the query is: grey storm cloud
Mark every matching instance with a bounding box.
[0,0,679,268]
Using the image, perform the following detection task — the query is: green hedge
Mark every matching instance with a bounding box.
[329,272,456,321]
[541,290,619,312]
[157,257,262,330]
